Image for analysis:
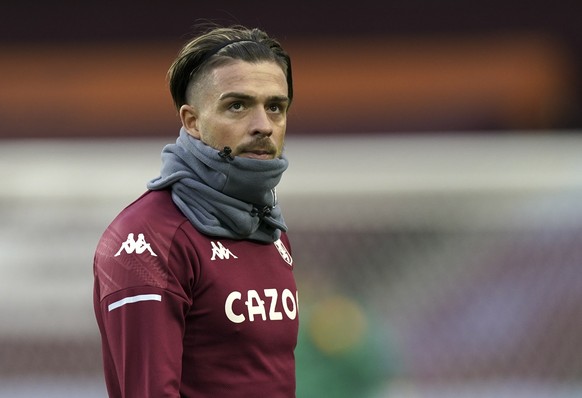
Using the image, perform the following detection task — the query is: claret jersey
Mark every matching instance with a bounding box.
[93,189,298,398]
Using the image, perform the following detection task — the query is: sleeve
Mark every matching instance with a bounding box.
[93,221,195,398]
[95,285,189,398]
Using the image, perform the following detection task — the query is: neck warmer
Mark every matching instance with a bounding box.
[147,128,289,243]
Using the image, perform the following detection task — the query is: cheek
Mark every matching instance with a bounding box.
[274,125,286,144]
[273,131,286,156]
[201,121,240,148]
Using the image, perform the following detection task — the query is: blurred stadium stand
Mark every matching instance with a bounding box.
[1,135,582,396]
[2,1,582,396]
[0,34,576,138]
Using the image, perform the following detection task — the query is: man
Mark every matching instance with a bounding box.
[93,25,298,397]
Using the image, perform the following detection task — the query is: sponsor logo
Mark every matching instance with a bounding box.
[274,239,293,266]
[210,241,238,260]
[115,233,157,257]
[225,288,298,324]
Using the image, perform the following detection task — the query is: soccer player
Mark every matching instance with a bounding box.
[93,24,298,397]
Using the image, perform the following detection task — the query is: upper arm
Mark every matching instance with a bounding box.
[96,286,189,397]
[93,220,195,397]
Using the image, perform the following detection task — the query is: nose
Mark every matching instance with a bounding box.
[249,108,273,137]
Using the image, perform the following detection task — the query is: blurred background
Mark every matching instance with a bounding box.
[1,1,582,397]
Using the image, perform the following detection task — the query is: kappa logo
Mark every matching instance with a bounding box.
[210,241,238,261]
[274,239,293,266]
[115,233,157,257]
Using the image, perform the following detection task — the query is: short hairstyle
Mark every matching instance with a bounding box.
[168,24,293,110]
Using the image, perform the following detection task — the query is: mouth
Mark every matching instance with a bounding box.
[237,150,276,160]
[236,142,277,160]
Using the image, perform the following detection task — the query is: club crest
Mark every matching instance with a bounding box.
[274,239,293,266]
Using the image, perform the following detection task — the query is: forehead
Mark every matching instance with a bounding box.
[206,59,288,96]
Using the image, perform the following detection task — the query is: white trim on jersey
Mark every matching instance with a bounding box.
[108,294,162,312]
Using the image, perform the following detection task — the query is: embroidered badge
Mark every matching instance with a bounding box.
[274,239,293,266]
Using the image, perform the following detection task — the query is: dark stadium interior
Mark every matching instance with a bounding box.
[1,0,582,138]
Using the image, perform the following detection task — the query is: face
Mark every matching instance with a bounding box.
[180,59,289,160]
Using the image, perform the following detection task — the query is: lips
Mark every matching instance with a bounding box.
[237,143,277,159]
[249,148,274,155]
[239,149,275,159]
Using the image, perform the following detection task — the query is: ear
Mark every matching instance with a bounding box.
[179,104,201,138]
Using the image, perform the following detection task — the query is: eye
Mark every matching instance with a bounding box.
[267,103,283,113]
[229,102,245,112]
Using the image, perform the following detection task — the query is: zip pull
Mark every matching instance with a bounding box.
[218,146,233,161]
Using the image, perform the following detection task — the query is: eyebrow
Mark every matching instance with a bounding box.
[219,92,289,104]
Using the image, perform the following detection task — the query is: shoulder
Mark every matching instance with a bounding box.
[102,190,189,254]
[94,190,192,301]
[115,189,184,226]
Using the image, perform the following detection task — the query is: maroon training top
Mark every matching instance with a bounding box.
[93,189,298,397]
